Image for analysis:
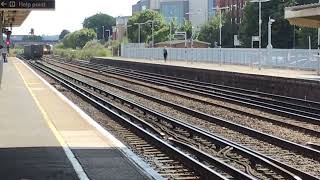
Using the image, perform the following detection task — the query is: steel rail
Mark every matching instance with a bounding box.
[35,60,317,179]
[33,61,302,180]
[43,60,320,139]
[45,58,320,126]
[89,57,320,109]
[48,57,320,112]
[29,61,232,180]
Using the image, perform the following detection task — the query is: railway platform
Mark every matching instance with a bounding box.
[108,57,320,81]
[0,57,158,180]
[92,56,320,102]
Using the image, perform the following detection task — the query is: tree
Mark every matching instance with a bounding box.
[297,28,318,49]
[198,16,220,47]
[198,13,237,48]
[239,0,318,48]
[63,28,96,49]
[59,29,70,40]
[63,32,76,49]
[179,20,193,39]
[83,13,115,40]
[127,10,166,44]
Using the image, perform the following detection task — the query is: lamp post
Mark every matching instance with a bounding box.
[166,16,176,48]
[186,10,203,48]
[212,6,229,66]
[125,25,132,38]
[102,26,105,40]
[250,0,271,69]
[146,20,159,48]
[134,22,146,43]
[212,6,230,48]
[267,17,275,49]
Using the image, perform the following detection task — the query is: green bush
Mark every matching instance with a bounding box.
[9,47,24,57]
[53,40,111,60]
[62,28,96,49]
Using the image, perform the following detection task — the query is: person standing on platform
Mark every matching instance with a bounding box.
[163,47,168,62]
[1,45,8,63]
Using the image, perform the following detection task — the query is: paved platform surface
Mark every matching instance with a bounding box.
[0,58,154,180]
[110,57,320,81]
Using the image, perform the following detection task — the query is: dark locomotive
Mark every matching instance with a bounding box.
[23,44,52,59]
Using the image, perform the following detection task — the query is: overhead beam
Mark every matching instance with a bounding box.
[285,3,320,28]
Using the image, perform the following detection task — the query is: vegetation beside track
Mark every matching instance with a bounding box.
[53,41,112,60]
[9,46,24,57]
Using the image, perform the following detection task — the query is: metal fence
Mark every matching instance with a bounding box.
[121,46,320,71]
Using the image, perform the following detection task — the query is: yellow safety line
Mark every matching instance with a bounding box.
[13,61,67,147]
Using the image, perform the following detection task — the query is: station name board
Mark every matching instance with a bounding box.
[0,0,55,9]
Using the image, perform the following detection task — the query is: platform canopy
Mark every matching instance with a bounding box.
[285,3,320,28]
[2,10,30,27]
[0,0,55,27]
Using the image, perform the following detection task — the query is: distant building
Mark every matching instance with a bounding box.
[188,0,209,29]
[131,0,243,28]
[160,0,189,26]
[216,0,245,24]
[115,16,130,41]
[208,0,217,18]
[132,0,160,15]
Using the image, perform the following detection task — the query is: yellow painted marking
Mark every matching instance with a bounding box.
[13,61,67,147]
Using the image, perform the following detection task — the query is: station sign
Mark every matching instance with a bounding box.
[0,0,55,10]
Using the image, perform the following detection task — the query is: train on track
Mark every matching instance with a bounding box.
[23,44,52,60]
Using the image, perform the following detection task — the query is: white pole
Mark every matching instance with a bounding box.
[219,9,222,47]
[102,26,105,40]
[126,25,128,38]
[169,22,172,48]
[259,1,262,69]
[138,24,141,43]
[152,22,154,47]
[184,32,187,48]
[152,21,154,47]
[219,9,222,66]
[309,36,311,50]
[267,17,274,49]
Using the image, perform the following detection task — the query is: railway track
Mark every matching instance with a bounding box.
[30,58,316,179]
[44,58,320,138]
[46,57,320,126]
[27,61,229,180]
[28,60,309,179]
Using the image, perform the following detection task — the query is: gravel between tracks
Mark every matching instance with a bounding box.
[44,61,320,178]
[30,64,194,179]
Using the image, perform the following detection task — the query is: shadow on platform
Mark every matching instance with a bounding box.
[0,146,149,180]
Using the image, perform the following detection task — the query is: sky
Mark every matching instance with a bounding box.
[12,0,138,35]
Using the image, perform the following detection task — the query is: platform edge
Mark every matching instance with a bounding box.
[19,59,163,180]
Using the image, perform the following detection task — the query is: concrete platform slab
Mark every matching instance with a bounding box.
[0,59,79,179]
[0,58,158,180]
